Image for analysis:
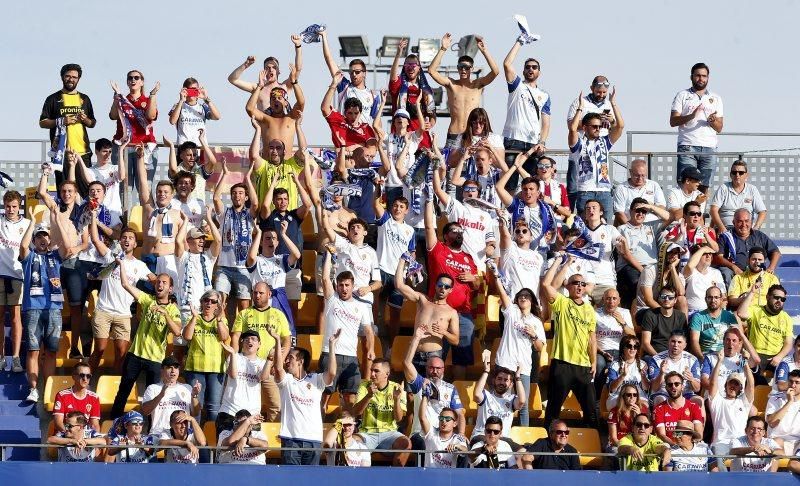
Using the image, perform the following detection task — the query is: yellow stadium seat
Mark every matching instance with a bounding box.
[754,385,771,414]
[203,421,218,447]
[127,205,144,237]
[100,420,115,434]
[538,339,553,381]
[296,334,324,371]
[486,296,500,326]
[325,390,342,416]
[464,423,474,438]
[297,293,321,327]
[301,250,317,286]
[44,375,73,412]
[263,422,282,459]
[599,387,610,419]
[46,421,58,459]
[509,426,547,445]
[570,427,603,468]
[97,375,138,413]
[453,380,477,419]
[30,204,49,223]
[528,383,543,420]
[87,290,98,321]
[389,336,413,373]
[301,213,316,242]
[384,301,417,329]
[559,391,584,420]
[55,331,79,369]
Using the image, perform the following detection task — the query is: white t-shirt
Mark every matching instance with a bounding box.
[55,427,103,462]
[567,94,613,137]
[710,183,767,227]
[503,77,551,144]
[612,180,666,222]
[336,79,377,125]
[595,307,633,352]
[470,440,515,468]
[444,198,495,272]
[500,244,543,300]
[729,436,780,472]
[96,257,151,316]
[765,394,800,441]
[375,213,415,274]
[409,377,462,435]
[617,221,661,271]
[709,392,751,443]
[176,250,216,312]
[668,442,715,471]
[248,254,291,290]
[684,268,726,313]
[171,101,211,145]
[606,359,648,405]
[171,197,207,228]
[88,164,124,215]
[473,390,517,438]
[385,132,421,188]
[78,208,122,263]
[0,217,30,279]
[424,429,468,468]
[647,351,700,395]
[217,429,267,465]
[666,185,706,215]
[701,354,746,397]
[496,305,544,376]
[219,353,267,417]
[569,135,612,192]
[322,295,371,357]
[142,382,193,437]
[588,223,622,287]
[278,372,330,442]
[452,132,504,151]
[671,88,724,148]
[333,235,380,304]
[160,431,200,463]
[634,264,658,315]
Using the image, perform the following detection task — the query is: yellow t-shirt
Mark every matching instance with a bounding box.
[253,157,303,212]
[728,270,780,308]
[62,93,88,155]
[130,294,181,363]
[747,306,793,356]
[356,380,407,434]
[232,307,290,360]
[618,434,665,471]
[184,316,227,373]
[550,293,596,367]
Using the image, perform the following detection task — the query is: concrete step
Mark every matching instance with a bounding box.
[3,445,41,461]
[0,399,37,416]
[0,382,29,401]
[0,428,41,443]
[0,415,40,429]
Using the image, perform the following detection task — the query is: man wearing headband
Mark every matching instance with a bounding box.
[227,38,303,111]
[246,62,304,154]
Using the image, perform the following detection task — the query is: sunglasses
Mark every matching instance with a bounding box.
[586,124,603,129]
[463,186,479,192]
[633,208,648,214]
[570,281,588,287]
[622,393,639,398]
[449,228,464,234]
[634,422,651,428]
[514,228,529,235]
[687,211,702,217]
[127,75,142,81]
[350,70,365,75]
[342,423,355,428]
[624,344,640,350]
[404,63,419,68]
[593,81,610,88]
[673,431,686,438]
[537,164,552,170]
[554,430,570,436]
[666,382,683,388]
[77,373,92,380]
[436,282,453,290]
[659,294,676,301]
[771,295,787,302]
[485,429,502,435]
[730,170,747,175]
[457,64,473,70]
[438,416,456,422]
[524,65,540,70]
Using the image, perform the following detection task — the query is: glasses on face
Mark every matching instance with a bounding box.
[438,416,456,422]
[350,69,364,75]
[463,186,479,193]
[554,430,570,436]
[570,281,588,287]
[342,423,355,428]
[457,64,473,70]
[129,422,144,426]
[537,164,552,170]
[634,422,651,428]
[67,423,83,429]
[687,211,702,217]
[77,373,92,380]
[524,65,540,70]
[202,299,219,305]
[731,170,747,176]
[586,124,603,129]
[436,282,453,290]
[449,228,464,234]
[514,228,529,235]
[404,63,419,68]
[623,393,639,398]
[633,208,648,215]
[127,75,142,81]
[659,294,676,301]
[706,295,722,300]
[666,381,683,388]
[771,295,787,302]
[625,344,639,350]
[593,81,611,88]
[485,429,502,435]
[673,431,685,438]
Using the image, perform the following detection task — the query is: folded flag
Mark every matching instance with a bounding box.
[308,148,334,170]
[47,117,67,172]
[514,14,541,44]
[563,216,604,261]
[0,171,13,189]
[299,23,326,44]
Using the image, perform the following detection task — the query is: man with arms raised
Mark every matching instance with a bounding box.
[319,29,379,124]
[216,330,271,433]
[228,38,303,110]
[245,65,303,153]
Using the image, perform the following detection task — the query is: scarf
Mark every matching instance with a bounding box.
[93,241,124,280]
[116,93,151,139]
[29,251,63,302]
[147,207,174,244]
[398,69,435,114]
[401,251,425,287]
[299,23,326,43]
[514,14,541,44]
[563,216,604,262]
[718,230,737,262]
[348,167,379,183]
[77,200,111,236]
[509,198,556,249]
[308,148,335,171]
[403,153,438,215]
[47,117,67,172]
[181,252,211,308]
[0,171,13,189]
[321,184,363,211]
[222,207,252,266]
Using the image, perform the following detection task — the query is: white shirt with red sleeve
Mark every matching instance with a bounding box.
[52,388,101,421]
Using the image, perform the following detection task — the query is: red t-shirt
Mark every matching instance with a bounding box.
[388,77,422,133]
[325,110,376,148]
[52,388,101,420]
[427,241,477,314]
[113,93,157,144]
[653,399,703,440]
[608,404,649,441]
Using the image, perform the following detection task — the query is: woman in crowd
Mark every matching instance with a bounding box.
[606,383,648,453]
[323,412,371,467]
[606,335,650,410]
[110,69,159,189]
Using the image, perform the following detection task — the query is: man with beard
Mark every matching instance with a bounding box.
[689,287,741,360]
[39,63,97,193]
[428,33,499,141]
[501,38,550,190]
[567,76,616,138]
[670,62,724,193]
[652,371,704,445]
[246,64,304,153]
[319,29,379,125]
[738,283,794,376]
[251,117,310,210]
[471,362,525,442]
[424,197,478,380]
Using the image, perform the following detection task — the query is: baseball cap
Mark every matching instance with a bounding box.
[240,330,261,341]
[161,356,180,368]
[666,242,683,253]
[123,410,144,424]
[33,224,50,236]
[393,109,411,120]
[680,166,703,182]
[187,227,207,239]
[726,372,746,386]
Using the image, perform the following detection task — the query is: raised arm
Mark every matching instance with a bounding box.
[488,260,512,309]
[424,198,437,252]
[136,145,153,212]
[320,30,340,77]
[474,36,500,87]
[245,226,261,268]
[419,394,432,435]
[117,256,142,301]
[449,149,470,187]
[502,39,521,83]
[289,35,303,81]
[541,254,569,305]
[320,209,338,243]
[164,135,179,179]
[395,259,423,304]
[321,251,334,299]
[431,161,451,206]
[279,220,301,265]
[473,352,491,403]
[288,66,305,117]
[212,160,228,217]
[198,129,218,175]
[245,72,269,122]
[258,173,280,220]
[205,206,221,258]
[322,329,340,386]
[496,150,533,206]
[427,33,453,87]
[227,56,257,92]
[37,164,57,211]
[321,72,343,118]
[17,217,35,261]
[248,117,263,168]
[607,88,625,145]
[244,163,259,218]
[389,39,409,84]
[568,93,584,148]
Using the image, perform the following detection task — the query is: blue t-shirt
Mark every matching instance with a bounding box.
[347,176,376,222]
[689,309,738,353]
[22,250,63,311]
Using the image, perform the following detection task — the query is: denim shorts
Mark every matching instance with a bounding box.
[24,308,62,352]
[214,266,252,299]
[379,270,404,309]
[62,260,100,306]
[443,313,475,366]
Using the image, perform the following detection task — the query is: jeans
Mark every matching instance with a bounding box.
[677,145,717,189]
[503,138,538,192]
[111,353,161,418]
[595,349,619,398]
[518,373,531,426]
[281,438,322,465]
[442,313,475,366]
[184,371,224,422]
[616,266,641,309]
[113,144,157,208]
[712,442,731,471]
[573,190,614,223]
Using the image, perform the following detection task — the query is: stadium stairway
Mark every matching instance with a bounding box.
[1,316,39,461]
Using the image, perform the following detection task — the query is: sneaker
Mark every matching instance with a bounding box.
[69,348,82,359]
[11,356,23,373]
[25,387,39,403]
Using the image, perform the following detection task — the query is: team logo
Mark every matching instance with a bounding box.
[307,383,312,390]
[600,233,605,239]
[536,95,543,104]
[18,228,24,235]
[86,404,92,413]
[708,98,715,104]
[684,409,690,417]
[744,198,752,204]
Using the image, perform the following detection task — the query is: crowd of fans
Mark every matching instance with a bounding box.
[0,27,795,472]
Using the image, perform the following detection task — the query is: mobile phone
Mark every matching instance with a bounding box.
[185,87,200,98]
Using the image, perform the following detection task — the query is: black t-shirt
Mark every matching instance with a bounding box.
[40,90,95,155]
[640,309,687,354]
[260,208,304,256]
[525,438,582,470]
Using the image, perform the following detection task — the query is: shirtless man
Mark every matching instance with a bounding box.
[138,148,186,283]
[38,159,89,358]
[428,33,499,139]
[227,35,303,111]
[245,65,304,155]
[394,258,459,373]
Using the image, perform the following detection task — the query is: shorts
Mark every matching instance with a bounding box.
[0,278,23,306]
[92,309,132,341]
[285,268,301,301]
[62,261,101,306]
[154,254,178,283]
[214,266,252,300]
[379,270,404,309]
[358,430,405,451]
[319,353,360,394]
[443,313,475,366]
[24,308,62,352]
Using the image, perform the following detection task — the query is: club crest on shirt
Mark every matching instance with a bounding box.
[708,98,715,104]
[307,383,312,390]
[684,409,690,417]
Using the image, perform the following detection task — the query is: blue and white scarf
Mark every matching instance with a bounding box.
[29,250,63,302]
[181,252,211,308]
[398,70,435,114]
[348,167,379,183]
[510,198,556,249]
[299,23,326,44]
[147,207,174,244]
[401,251,425,287]
[403,153,437,215]
[308,148,335,171]
[514,14,541,44]
[321,184,363,211]
[0,171,13,189]
[222,207,253,266]
[47,117,67,172]
[718,230,737,262]
[563,216,604,262]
